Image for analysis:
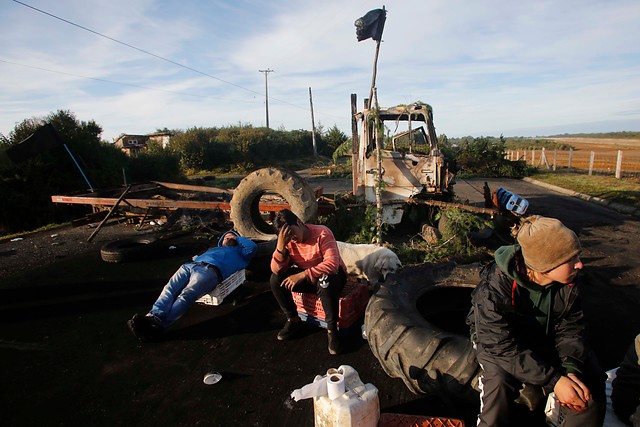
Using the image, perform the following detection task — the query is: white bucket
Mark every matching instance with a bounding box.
[313,365,379,427]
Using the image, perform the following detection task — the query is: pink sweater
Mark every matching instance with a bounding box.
[270,224,346,283]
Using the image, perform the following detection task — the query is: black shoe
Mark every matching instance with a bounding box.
[128,313,163,342]
[327,329,343,355]
[277,318,304,341]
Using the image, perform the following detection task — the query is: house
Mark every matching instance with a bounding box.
[114,131,172,156]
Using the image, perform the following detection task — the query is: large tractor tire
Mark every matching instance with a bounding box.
[230,168,318,240]
[365,262,483,403]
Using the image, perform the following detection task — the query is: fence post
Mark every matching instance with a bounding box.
[553,149,557,171]
[541,148,550,169]
[531,149,535,166]
[615,150,623,179]
[589,151,595,176]
[568,148,573,172]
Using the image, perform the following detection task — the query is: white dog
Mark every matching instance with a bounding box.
[337,241,402,284]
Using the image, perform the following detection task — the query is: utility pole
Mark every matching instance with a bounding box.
[258,68,274,128]
[309,87,317,156]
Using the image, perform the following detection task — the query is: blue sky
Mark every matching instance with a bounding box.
[1,0,639,142]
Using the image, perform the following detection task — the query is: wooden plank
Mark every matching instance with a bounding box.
[151,181,233,195]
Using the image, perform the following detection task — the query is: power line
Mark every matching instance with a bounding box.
[11,0,311,114]
[0,58,257,104]
[12,0,261,97]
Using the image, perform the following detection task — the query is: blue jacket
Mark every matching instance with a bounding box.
[193,231,257,279]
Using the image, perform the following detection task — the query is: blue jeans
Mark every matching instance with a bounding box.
[149,262,220,328]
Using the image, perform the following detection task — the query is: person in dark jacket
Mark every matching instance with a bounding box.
[128,230,256,342]
[611,333,640,426]
[466,215,605,427]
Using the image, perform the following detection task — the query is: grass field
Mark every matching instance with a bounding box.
[524,137,640,208]
[508,137,640,173]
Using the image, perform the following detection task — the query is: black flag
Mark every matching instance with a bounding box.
[355,8,387,42]
[6,123,64,163]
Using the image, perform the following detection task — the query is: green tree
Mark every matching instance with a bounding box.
[0,110,128,233]
[323,125,348,157]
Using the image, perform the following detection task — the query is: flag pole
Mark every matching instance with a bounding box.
[368,38,381,107]
[369,9,384,245]
[356,6,387,244]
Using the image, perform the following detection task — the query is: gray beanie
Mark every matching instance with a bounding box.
[516,215,581,272]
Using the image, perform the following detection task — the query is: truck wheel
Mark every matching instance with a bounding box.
[230,168,318,240]
[364,262,482,403]
[100,237,159,263]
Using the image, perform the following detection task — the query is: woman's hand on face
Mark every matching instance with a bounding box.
[276,224,292,252]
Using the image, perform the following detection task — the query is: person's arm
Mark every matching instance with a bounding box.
[553,285,586,375]
[236,235,257,260]
[270,225,292,275]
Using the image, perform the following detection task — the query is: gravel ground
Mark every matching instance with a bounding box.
[0,219,154,280]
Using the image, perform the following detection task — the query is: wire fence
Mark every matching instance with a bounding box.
[506,148,640,178]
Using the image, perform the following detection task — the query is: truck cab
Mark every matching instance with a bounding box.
[351,99,456,224]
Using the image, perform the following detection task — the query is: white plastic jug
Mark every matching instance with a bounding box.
[313,365,379,427]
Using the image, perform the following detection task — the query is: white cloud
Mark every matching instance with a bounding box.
[1,0,639,141]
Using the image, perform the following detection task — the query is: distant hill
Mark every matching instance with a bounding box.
[544,131,640,139]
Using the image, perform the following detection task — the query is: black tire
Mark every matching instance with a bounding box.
[100,237,159,263]
[364,262,483,403]
[230,168,318,240]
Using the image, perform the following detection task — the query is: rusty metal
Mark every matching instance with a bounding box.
[87,185,131,242]
[405,198,498,216]
[51,181,334,223]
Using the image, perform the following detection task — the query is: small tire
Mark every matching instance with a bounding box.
[230,168,318,240]
[100,237,159,263]
[365,262,482,402]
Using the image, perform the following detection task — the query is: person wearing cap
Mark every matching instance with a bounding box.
[466,215,606,426]
[127,230,256,342]
[269,209,347,355]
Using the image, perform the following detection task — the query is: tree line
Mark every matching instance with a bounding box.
[0,110,348,234]
[1,109,532,235]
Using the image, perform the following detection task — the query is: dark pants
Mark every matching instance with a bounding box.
[270,268,346,330]
[476,353,606,427]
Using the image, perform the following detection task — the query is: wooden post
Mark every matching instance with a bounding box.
[373,88,383,246]
[351,94,359,196]
[531,149,535,166]
[568,148,573,172]
[540,148,550,169]
[589,151,595,176]
[87,185,131,242]
[553,149,557,171]
[615,150,623,179]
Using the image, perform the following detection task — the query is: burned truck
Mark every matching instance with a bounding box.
[349,97,457,225]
